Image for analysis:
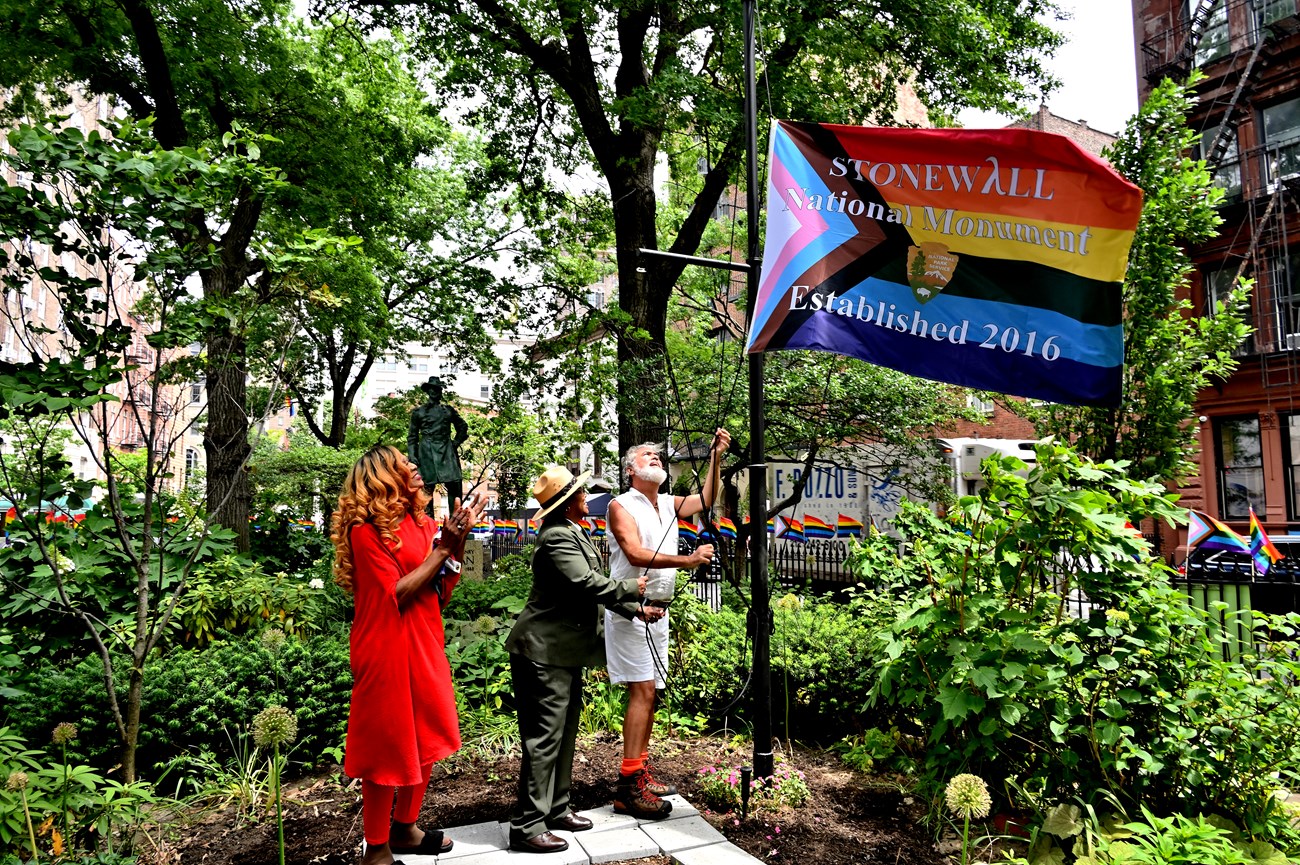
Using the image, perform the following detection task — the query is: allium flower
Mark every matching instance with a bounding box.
[308,578,325,590]
[472,615,497,635]
[52,722,78,746]
[253,706,299,748]
[5,771,28,791]
[261,629,287,653]
[1105,609,1131,623]
[944,774,991,820]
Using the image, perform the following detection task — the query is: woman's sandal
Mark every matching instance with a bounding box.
[390,829,453,855]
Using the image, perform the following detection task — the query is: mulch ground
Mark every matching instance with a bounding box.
[160,733,952,865]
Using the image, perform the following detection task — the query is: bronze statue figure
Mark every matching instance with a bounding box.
[408,376,469,509]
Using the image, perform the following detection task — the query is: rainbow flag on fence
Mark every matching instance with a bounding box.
[590,517,606,538]
[775,515,806,543]
[678,519,698,541]
[803,514,835,539]
[717,517,737,539]
[1187,509,1251,555]
[526,519,539,538]
[494,518,517,536]
[1249,507,1285,575]
[837,514,864,539]
[473,518,493,533]
[577,518,593,534]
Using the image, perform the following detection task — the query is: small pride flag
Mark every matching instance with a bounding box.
[837,514,864,539]
[590,517,606,538]
[1249,507,1284,575]
[473,518,493,533]
[803,514,835,539]
[526,519,539,537]
[1187,509,1251,555]
[775,515,806,543]
[494,518,517,536]
[678,519,698,541]
[577,518,593,534]
[717,518,737,539]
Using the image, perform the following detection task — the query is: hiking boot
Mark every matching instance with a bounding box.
[644,760,677,797]
[613,768,673,820]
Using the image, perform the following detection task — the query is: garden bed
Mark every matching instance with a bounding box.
[165,733,946,865]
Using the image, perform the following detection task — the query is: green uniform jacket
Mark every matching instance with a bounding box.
[506,520,642,668]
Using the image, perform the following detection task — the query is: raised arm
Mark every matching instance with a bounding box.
[676,428,730,518]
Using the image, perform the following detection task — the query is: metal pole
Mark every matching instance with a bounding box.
[743,0,774,781]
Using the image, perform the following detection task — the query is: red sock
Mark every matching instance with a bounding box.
[362,780,395,846]
[620,756,645,776]
[640,750,650,764]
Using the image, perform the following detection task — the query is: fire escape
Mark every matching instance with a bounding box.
[1145,0,1300,386]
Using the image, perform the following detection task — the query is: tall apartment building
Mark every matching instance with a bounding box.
[1134,0,1300,552]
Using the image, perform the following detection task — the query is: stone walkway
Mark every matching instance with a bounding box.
[391,795,761,865]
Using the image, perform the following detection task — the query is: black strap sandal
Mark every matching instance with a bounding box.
[390,830,453,855]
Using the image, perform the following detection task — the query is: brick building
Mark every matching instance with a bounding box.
[1134,0,1300,554]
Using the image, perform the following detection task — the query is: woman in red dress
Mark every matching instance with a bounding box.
[331,445,486,865]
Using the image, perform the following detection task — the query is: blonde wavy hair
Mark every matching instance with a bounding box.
[331,445,431,593]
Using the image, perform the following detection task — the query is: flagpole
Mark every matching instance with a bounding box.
[743,0,774,781]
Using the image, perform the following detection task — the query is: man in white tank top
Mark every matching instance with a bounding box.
[606,428,730,816]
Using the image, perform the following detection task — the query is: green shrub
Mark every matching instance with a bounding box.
[443,552,532,622]
[862,441,1300,835]
[2,632,352,780]
[0,727,161,860]
[174,555,348,646]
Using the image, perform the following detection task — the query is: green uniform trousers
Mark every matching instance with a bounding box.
[509,652,584,838]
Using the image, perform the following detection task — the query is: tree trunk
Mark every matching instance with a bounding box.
[612,170,671,456]
[122,658,145,783]
[204,276,252,552]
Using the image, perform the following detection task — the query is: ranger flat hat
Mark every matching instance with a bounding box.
[532,466,593,519]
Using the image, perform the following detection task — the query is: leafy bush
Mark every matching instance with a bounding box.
[0,727,160,860]
[2,633,352,780]
[1007,801,1298,865]
[860,441,1300,835]
[443,552,532,622]
[174,555,348,645]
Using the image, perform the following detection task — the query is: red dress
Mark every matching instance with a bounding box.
[343,513,461,786]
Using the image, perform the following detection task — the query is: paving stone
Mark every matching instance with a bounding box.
[433,821,509,859]
[578,804,641,833]
[671,840,764,865]
[574,825,660,864]
[658,795,699,818]
[640,815,726,854]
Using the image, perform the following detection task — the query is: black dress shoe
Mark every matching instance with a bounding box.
[509,831,570,853]
[546,811,594,832]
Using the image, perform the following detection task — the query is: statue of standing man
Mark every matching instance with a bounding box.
[408,376,469,512]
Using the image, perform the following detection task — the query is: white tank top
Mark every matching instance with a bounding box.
[608,488,678,600]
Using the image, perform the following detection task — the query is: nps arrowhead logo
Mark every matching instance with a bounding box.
[906,242,958,304]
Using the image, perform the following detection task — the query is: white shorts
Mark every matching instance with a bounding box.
[604,609,670,688]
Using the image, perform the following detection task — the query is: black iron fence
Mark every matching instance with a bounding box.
[1174,549,1300,661]
[483,532,863,610]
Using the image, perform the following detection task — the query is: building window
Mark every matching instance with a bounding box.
[1215,416,1265,520]
[184,448,200,487]
[966,393,996,415]
[1285,414,1300,520]
[1196,122,1240,200]
[1193,0,1230,67]
[1257,0,1299,31]
[480,384,491,400]
[1202,264,1252,354]
[1261,96,1300,184]
[190,381,203,404]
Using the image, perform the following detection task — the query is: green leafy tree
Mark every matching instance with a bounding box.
[338,0,1064,454]
[250,29,528,449]
[0,118,309,781]
[1034,75,1251,483]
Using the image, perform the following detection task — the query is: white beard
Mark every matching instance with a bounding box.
[634,465,667,486]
